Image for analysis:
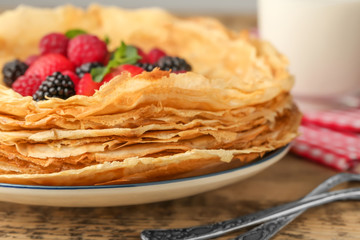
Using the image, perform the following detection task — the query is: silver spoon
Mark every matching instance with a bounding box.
[141,173,360,240]
[234,173,360,240]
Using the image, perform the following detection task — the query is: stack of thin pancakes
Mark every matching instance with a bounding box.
[0,5,301,185]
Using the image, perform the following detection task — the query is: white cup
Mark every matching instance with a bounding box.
[258,0,360,110]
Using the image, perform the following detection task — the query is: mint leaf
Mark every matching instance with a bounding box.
[104,35,110,45]
[90,41,141,83]
[90,67,108,83]
[65,29,87,39]
[124,45,141,64]
[114,42,127,60]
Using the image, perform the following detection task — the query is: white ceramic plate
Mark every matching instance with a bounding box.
[0,145,289,207]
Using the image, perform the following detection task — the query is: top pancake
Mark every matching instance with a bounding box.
[0,5,300,185]
[0,4,292,122]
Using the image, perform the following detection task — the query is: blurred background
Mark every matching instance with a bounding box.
[0,0,257,15]
[0,0,257,32]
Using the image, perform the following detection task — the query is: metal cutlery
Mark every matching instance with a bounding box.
[141,173,360,240]
[234,173,360,240]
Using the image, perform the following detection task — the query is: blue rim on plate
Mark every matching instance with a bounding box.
[0,145,288,190]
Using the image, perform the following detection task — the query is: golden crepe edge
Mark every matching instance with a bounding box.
[0,5,301,185]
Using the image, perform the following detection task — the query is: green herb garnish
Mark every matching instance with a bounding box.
[65,29,87,39]
[90,41,141,82]
[104,35,110,45]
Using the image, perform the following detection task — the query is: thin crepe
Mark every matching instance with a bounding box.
[0,5,300,185]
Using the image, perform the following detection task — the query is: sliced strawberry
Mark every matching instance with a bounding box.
[25,53,74,81]
[102,71,118,84]
[102,64,144,84]
[147,48,166,64]
[118,64,144,76]
[76,73,102,96]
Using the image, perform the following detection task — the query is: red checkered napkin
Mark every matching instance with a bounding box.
[302,109,360,133]
[291,109,360,172]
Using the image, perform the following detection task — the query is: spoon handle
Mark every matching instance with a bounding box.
[141,187,360,240]
[234,173,360,240]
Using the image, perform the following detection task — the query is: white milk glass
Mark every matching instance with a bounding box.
[258,0,360,110]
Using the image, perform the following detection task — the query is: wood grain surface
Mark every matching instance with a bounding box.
[0,13,359,240]
[0,154,359,240]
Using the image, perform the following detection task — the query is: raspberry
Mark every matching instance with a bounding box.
[136,47,148,63]
[76,73,102,96]
[61,70,80,88]
[147,48,167,64]
[25,53,75,81]
[67,34,108,66]
[33,72,75,101]
[25,55,40,66]
[103,52,112,65]
[75,62,104,78]
[156,56,192,72]
[2,59,28,87]
[39,33,69,56]
[12,74,42,96]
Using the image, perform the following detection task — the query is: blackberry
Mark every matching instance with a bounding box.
[75,62,103,78]
[135,62,157,72]
[2,59,28,87]
[156,56,191,72]
[33,72,75,101]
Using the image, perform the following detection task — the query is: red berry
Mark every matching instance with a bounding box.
[119,64,144,76]
[61,70,80,88]
[103,52,112,65]
[25,55,40,66]
[147,48,166,64]
[136,47,148,63]
[67,34,108,66]
[102,66,124,84]
[76,73,102,96]
[12,74,42,97]
[39,33,69,56]
[102,64,144,84]
[102,72,118,84]
[25,53,75,81]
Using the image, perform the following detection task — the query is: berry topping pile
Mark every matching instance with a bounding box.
[2,29,192,100]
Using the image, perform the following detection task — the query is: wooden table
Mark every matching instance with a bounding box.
[0,13,359,240]
[0,154,359,239]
